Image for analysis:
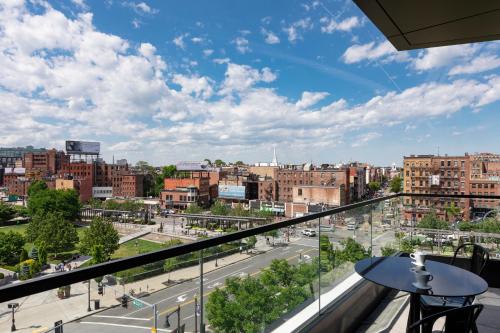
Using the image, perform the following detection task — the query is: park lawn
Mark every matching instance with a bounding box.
[112,239,165,259]
[0,224,29,234]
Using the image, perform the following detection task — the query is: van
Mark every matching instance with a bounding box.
[302,229,317,237]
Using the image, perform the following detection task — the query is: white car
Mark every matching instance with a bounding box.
[302,229,317,237]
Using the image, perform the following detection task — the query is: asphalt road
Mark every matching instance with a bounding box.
[63,237,319,333]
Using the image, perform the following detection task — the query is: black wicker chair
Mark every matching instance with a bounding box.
[407,304,484,333]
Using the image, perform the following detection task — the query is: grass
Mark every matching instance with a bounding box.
[112,239,165,259]
[0,224,29,234]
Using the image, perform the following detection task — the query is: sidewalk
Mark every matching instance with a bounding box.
[0,249,253,332]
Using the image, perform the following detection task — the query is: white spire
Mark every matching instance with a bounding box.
[271,146,278,166]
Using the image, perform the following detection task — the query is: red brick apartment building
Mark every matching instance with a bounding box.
[161,171,210,209]
[24,149,68,175]
[403,153,500,223]
[115,174,144,198]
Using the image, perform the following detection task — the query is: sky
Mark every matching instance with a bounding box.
[0,0,499,167]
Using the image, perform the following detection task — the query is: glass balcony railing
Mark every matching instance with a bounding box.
[0,193,498,333]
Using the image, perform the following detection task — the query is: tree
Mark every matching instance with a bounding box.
[336,238,369,263]
[28,188,81,221]
[80,217,120,259]
[204,159,212,166]
[185,203,203,214]
[417,211,449,230]
[26,212,79,257]
[445,202,461,222]
[214,159,226,167]
[0,202,16,222]
[381,245,397,256]
[211,201,229,216]
[153,165,177,195]
[390,176,403,193]
[0,231,25,265]
[231,203,249,217]
[234,161,245,166]
[90,244,106,265]
[246,235,257,249]
[27,180,48,197]
[368,181,381,192]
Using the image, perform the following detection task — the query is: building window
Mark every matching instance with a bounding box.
[298,189,302,196]
[441,161,444,167]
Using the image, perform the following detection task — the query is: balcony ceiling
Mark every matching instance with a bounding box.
[353,0,500,50]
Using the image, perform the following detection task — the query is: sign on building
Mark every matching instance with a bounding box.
[92,187,113,198]
[218,185,246,199]
[66,141,100,155]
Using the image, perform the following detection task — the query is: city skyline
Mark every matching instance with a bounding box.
[1,0,499,166]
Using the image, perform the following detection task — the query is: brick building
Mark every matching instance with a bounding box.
[403,154,471,222]
[274,166,350,204]
[292,185,346,207]
[161,171,210,209]
[115,174,144,198]
[24,149,68,175]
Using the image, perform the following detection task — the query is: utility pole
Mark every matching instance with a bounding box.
[87,280,91,312]
[199,250,204,333]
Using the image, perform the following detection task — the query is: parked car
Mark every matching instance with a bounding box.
[302,229,317,237]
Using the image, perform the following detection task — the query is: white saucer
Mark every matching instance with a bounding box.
[412,282,432,290]
[411,261,425,267]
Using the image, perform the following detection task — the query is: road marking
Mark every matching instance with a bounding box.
[93,315,150,321]
[177,294,187,302]
[80,321,171,332]
[208,282,222,289]
[125,265,251,316]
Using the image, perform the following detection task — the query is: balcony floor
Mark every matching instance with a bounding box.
[357,288,500,333]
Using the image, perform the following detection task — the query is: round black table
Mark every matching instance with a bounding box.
[355,257,488,332]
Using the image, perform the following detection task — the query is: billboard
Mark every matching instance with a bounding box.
[66,141,100,154]
[430,175,440,186]
[218,185,246,199]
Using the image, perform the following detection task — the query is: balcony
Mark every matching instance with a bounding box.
[0,193,499,333]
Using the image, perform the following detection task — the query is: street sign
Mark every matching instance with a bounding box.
[133,300,144,308]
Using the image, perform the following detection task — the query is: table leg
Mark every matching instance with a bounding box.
[407,293,421,333]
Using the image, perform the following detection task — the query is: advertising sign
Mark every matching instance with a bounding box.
[66,141,100,154]
[218,185,246,199]
[430,175,440,186]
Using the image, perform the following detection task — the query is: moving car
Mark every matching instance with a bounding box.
[302,229,317,237]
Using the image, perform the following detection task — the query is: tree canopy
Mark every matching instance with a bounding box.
[368,181,381,192]
[79,217,120,260]
[27,188,81,221]
[390,176,403,193]
[27,180,48,197]
[417,211,449,230]
[0,231,25,265]
[0,202,16,222]
[214,159,226,167]
[26,212,79,256]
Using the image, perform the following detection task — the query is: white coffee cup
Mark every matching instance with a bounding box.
[410,251,427,266]
[415,271,433,288]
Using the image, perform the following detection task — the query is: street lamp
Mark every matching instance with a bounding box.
[8,303,19,332]
[164,304,180,331]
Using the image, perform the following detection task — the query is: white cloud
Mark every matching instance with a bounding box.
[352,132,381,147]
[261,28,280,44]
[219,63,277,95]
[284,18,313,43]
[449,54,500,75]
[413,44,478,71]
[173,34,188,49]
[342,41,396,64]
[191,37,203,43]
[123,1,158,15]
[203,49,214,57]
[261,16,272,25]
[320,16,361,33]
[1,2,499,163]
[131,18,141,28]
[213,57,230,64]
[71,0,88,10]
[233,36,250,54]
[296,91,329,109]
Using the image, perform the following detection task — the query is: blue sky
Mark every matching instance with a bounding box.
[0,0,499,166]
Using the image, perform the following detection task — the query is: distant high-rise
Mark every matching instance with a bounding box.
[271,147,278,167]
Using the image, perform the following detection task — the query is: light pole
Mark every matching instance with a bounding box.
[8,303,19,332]
[86,280,91,312]
[164,304,181,331]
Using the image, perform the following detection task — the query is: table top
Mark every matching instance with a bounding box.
[355,257,488,297]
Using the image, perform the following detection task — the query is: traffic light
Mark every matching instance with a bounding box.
[98,284,103,295]
[121,295,128,308]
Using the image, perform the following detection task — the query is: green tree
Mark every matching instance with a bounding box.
[0,202,16,222]
[38,243,48,265]
[214,159,226,167]
[185,203,203,214]
[445,202,461,221]
[211,200,229,216]
[26,212,79,257]
[246,235,257,249]
[27,180,48,197]
[27,188,81,221]
[90,244,106,265]
[79,217,120,259]
[204,159,212,166]
[234,161,245,166]
[368,181,381,192]
[19,248,28,263]
[0,231,25,265]
[390,176,403,193]
[336,238,369,263]
[381,246,397,256]
[153,165,177,195]
[417,211,449,230]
